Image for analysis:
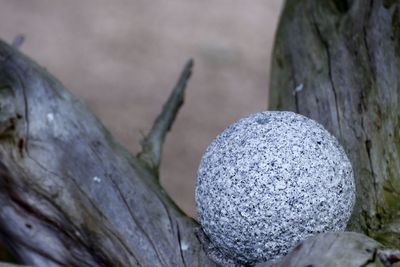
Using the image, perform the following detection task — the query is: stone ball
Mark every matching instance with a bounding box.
[195,111,355,264]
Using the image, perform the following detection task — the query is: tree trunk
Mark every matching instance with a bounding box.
[270,0,400,249]
[0,40,215,267]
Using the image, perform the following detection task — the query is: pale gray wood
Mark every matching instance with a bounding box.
[138,59,193,175]
[270,0,400,249]
[0,40,216,267]
[267,232,385,267]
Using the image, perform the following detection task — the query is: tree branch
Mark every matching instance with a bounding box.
[138,59,194,175]
[0,40,213,267]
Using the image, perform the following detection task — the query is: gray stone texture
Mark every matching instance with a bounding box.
[195,111,355,264]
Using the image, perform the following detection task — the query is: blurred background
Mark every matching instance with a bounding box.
[0,0,283,218]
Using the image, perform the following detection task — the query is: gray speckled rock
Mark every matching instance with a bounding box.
[195,111,355,264]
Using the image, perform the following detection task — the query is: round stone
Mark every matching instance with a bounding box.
[195,111,355,264]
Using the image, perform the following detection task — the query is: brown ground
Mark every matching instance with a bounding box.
[0,1,283,218]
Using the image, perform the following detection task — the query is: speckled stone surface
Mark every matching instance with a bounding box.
[195,111,355,264]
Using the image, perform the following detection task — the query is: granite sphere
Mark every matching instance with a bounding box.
[195,111,355,264]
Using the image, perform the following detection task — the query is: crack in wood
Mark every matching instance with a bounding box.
[176,222,187,267]
[311,11,342,136]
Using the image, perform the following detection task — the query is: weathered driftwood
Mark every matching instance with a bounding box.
[270,0,400,250]
[266,232,400,267]
[1,0,400,265]
[0,40,215,267]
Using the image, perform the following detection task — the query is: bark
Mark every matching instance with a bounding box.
[270,0,400,247]
[0,40,215,267]
[270,0,400,249]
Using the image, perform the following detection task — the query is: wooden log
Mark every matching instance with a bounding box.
[266,232,399,267]
[269,0,400,248]
[0,39,215,267]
